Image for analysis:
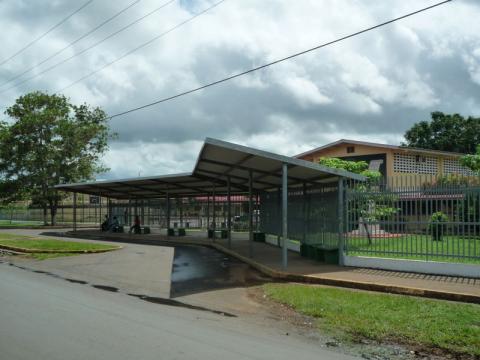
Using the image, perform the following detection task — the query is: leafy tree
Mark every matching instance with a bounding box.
[318,157,381,181]
[0,91,114,225]
[0,203,27,224]
[403,112,480,154]
[319,157,399,243]
[460,145,480,173]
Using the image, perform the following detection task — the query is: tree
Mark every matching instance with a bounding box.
[403,112,480,154]
[0,203,27,224]
[460,145,480,173]
[0,91,114,225]
[318,157,381,181]
[319,157,399,243]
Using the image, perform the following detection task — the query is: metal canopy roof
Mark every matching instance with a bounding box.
[55,138,365,199]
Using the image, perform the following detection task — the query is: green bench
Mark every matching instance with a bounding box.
[300,244,339,264]
[133,226,150,234]
[167,228,185,236]
[208,229,229,239]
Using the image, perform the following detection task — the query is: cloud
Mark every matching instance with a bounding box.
[0,0,479,179]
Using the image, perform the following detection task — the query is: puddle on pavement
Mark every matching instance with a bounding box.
[2,259,238,318]
[92,284,119,292]
[128,293,237,317]
[65,278,88,285]
[170,245,270,297]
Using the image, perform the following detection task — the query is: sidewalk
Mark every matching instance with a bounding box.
[63,230,480,303]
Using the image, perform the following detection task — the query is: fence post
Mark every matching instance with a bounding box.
[338,178,345,266]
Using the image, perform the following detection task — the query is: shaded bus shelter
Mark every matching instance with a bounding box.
[56,138,364,268]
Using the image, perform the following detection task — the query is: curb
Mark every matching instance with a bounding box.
[65,231,480,304]
[210,242,480,305]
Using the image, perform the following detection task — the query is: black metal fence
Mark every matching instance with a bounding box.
[344,175,480,264]
[260,182,339,248]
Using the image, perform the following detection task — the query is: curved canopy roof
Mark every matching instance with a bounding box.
[55,138,365,199]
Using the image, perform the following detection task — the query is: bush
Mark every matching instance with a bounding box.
[429,212,449,241]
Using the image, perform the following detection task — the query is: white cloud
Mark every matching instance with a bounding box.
[1,0,480,178]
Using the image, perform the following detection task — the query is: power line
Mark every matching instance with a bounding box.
[107,0,452,121]
[58,0,227,93]
[0,0,94,67]
[0,0,140,89]
[0,0,177,95]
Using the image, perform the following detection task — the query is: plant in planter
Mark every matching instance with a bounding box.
[429,211,449,241]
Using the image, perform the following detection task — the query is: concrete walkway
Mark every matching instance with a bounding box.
[60,229,480,303]
[1,229,174,298]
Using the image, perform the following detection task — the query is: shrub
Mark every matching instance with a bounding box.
[429,212,449,241]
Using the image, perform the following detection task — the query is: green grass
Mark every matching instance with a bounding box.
[0,233,119,253]
[0,220,44,227]
[348,235,480,264]
[264,284,480,356]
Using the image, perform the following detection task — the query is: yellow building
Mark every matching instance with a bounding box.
[296,139,476,183]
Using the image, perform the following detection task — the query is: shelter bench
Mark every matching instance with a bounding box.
[167,228,186,237]
[133,226,150,235]
[208,229,228,239]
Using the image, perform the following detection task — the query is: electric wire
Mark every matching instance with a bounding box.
[0,0,140,89]
[106,0,452,120]
[0,0,177,95]
[0,0,94,67]
[58,0,227,93]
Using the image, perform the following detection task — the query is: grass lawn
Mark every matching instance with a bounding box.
[264,284,480,357]
[0,233,119,258]
[0,220,43,227]
[347,234,480,264]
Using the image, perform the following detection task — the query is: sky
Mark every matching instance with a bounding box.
[0,0,479,180]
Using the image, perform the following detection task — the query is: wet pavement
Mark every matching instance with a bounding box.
[170,245,270,297]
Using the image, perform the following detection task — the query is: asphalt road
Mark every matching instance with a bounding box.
[0,264,356,360]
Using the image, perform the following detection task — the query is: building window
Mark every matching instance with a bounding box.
[346,146,355,154]
[393,153,438,174]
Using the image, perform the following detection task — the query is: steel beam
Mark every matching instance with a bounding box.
[282,163,288,269]
[249,170,253,257]
[227,176,232,248]
[73,192,77,232]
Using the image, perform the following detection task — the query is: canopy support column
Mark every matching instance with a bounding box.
[282,163,288,269]
[99,194,102,230]
[249,170,253,257]
[166,193,171,235]
[212,185,216,241]
[227,176,232,248]
[73,192,77,232]
[338,178,345,266]
[302,183,307,244]
[179,198,183,228]
[206,195,210,232]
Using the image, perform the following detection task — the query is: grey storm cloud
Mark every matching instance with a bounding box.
[1,0,480,179]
